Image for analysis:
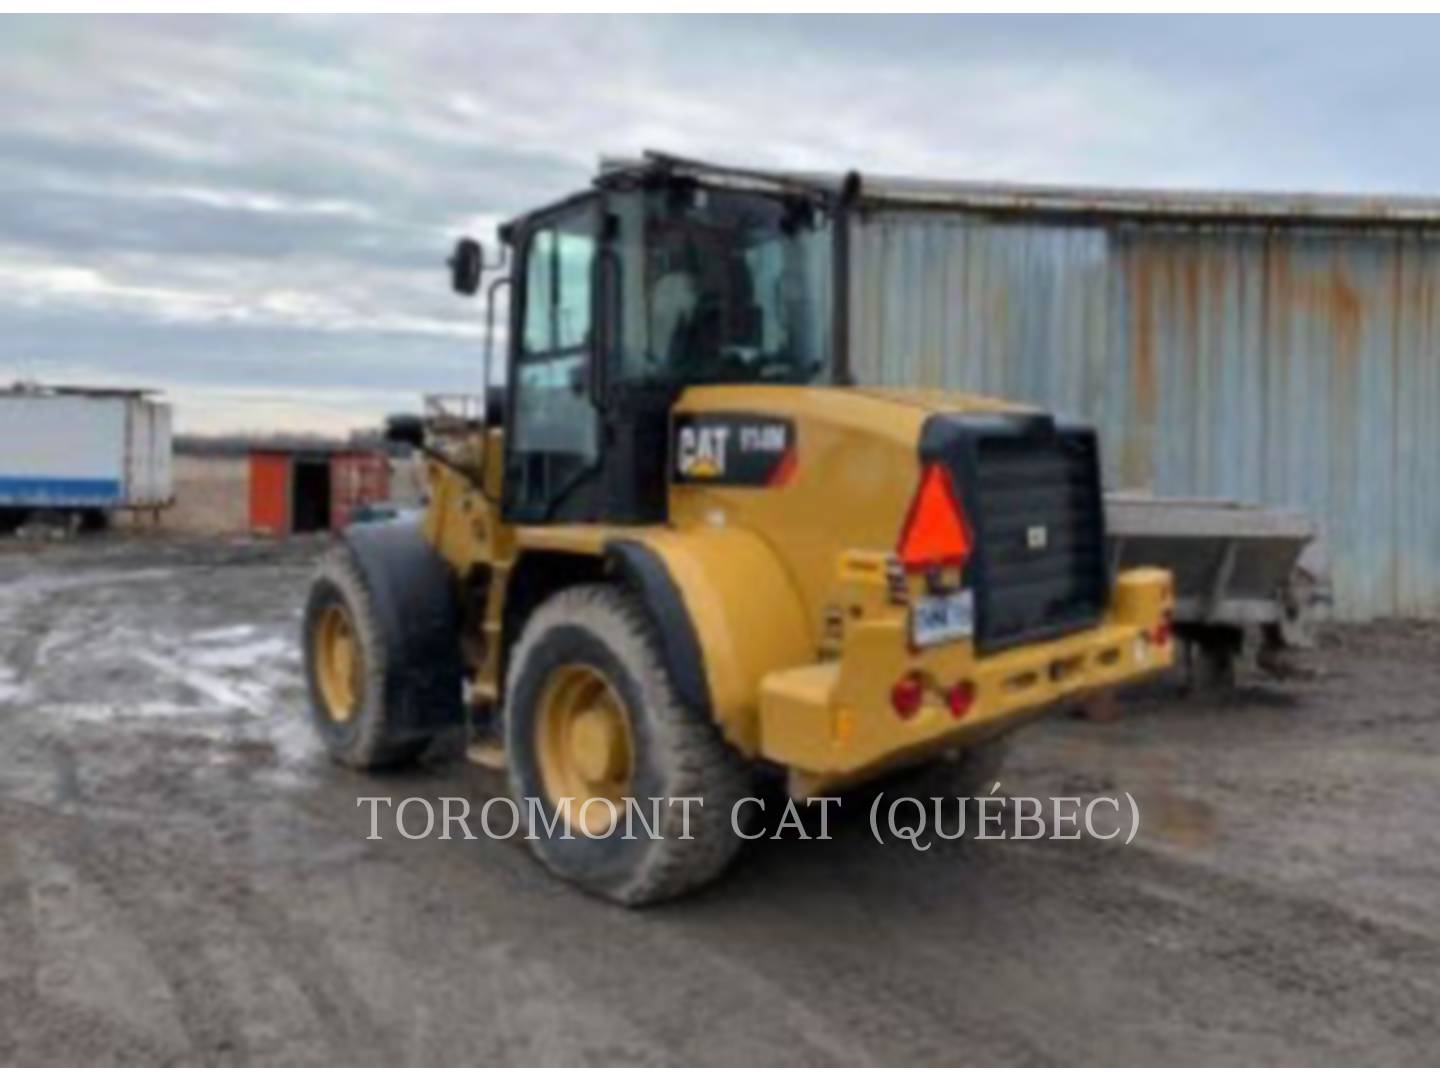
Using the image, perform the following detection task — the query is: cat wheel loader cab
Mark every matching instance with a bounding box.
[301,152,1176,905]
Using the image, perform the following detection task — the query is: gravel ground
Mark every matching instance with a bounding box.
[0,534,1437,1065]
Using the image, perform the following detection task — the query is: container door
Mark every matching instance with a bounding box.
[154,404,174,504]
[125,399,147,505]
[249,452,289,534]
[125,400,174,506]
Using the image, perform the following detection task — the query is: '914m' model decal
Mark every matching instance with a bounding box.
[672,413,797,487]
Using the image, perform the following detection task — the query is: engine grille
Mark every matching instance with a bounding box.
[966,426,1107,651]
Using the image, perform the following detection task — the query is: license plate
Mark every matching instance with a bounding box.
[911,590,974,648]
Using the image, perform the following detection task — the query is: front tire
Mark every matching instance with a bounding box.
[302,546,430,768]
[504,584,752,905]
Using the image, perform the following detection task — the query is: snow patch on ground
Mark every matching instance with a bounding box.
[0,664,27,707]
[40,701,215,724]
[190,625,260,644]
[1,550,319,785]
[0,568,174,605]
[188,637,291,671]
[33,623,88,669]
[135,649,270,714]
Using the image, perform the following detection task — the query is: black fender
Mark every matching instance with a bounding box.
[340,520,465,733]
[605,539,712,721]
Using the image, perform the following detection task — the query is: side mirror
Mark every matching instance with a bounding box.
[448,237,483,296]
[384,413,426,449]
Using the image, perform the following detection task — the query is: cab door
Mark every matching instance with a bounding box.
[504,198,603,523]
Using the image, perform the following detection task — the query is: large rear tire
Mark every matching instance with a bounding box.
[504,584,752,906]
[302,546,430,768]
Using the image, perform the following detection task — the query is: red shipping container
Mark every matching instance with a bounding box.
[330,452,389,530]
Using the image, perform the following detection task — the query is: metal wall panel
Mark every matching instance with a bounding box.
[122,397,174,507]
[849,209,1440,618]
[0,395,125,506]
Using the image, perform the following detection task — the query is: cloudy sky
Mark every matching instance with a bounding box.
[3,14,1438,433]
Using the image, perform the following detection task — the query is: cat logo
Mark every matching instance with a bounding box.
[677,425,731,479]
[673,412,796,486]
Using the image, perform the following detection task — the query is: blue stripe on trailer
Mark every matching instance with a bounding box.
[0,476,123,507]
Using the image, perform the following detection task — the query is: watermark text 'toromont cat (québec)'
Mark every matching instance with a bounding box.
[357,788,1141,849]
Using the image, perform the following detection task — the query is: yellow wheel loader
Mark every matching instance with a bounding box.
[302,153,1175,904]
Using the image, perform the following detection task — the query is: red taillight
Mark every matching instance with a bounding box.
[897,463,973,573]
[891,671,925,719]
[945,680,976,718]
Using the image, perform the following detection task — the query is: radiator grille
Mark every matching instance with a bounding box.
[969,429,1107,650]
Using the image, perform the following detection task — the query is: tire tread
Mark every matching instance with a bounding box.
[505,583,751,905]
[303,544,428,769]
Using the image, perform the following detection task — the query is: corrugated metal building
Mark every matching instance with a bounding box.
[838,176,1440,619]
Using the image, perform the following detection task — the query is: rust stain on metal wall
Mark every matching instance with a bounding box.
[850,208,1440,617]
[1126,249,1157,489]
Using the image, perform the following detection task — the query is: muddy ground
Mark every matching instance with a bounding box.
[0,534,1436,1065]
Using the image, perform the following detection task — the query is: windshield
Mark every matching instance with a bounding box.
[612,184,833,386]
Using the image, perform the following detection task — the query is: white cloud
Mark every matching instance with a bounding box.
[1,15,1437,431]
[0,247,479,339]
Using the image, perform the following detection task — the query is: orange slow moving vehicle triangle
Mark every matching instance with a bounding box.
[897,462,973,570]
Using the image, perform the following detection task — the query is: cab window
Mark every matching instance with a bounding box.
[522,217,594,354]
[508,204,600,519]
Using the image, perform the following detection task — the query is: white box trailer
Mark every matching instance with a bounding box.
[0,386,173,514]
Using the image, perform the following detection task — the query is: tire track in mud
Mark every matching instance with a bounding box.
[1,791,403,1064]
[0,540,365,1064]
[0,805,187,1064]
[1109,844,1440,1057]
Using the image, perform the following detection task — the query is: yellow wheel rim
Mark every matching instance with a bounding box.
[314,603,362,723]
[535,664,634,834]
